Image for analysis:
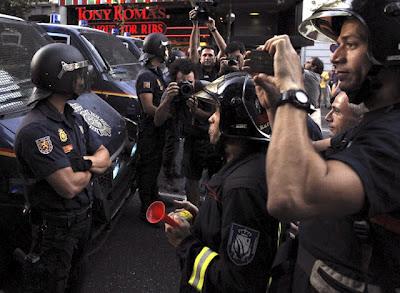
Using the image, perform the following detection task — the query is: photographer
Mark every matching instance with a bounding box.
[189,8,225,82]
[219,41,246,75]
[155,59,222,206]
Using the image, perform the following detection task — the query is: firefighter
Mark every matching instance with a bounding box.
[255,0,400,291]
[165,72,278,292]
[14,43,111,292]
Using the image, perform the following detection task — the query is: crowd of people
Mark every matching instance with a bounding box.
[13,0,399,292]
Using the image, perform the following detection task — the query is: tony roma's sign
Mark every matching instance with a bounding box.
[77,5,168,34]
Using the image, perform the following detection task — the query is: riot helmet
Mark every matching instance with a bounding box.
[139,33,170,63]
[30,43,91,101]
[299,0,400,67]
[167,49,187,66]
[194,72,270,142]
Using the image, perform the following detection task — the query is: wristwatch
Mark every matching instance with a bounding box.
[210,28,217,32]
[277,89,312,113]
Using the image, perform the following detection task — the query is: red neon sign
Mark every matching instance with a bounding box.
[77,5,166,22]
[92,21,167,34]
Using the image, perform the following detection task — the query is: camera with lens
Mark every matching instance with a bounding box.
[227,56,239,66]
[178,81,195,98]
[190,0,214,23]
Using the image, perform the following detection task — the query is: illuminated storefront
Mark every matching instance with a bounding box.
[58,0,214,47]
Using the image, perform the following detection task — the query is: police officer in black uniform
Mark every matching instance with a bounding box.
[15,43,111,292]
[136,33,170,219]
[165,72,278,292]
[255,0,400,291]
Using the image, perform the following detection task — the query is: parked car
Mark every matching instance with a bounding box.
[0,14,137,286]
[117,35,143,59]
[39,23,142,133]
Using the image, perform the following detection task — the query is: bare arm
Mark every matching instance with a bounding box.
[139,93,157,117]
[259,35,364,221]
[312,138,331,153]
[154,82,179,127]
[207,17,226,60]
[84,145,111,174]
[46,167,92,199]
[189,10,200,63]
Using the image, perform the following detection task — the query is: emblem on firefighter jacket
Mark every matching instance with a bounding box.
[227,223,259,266]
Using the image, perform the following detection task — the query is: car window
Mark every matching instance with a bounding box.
[0,20,50,115]
[81,31,141,81]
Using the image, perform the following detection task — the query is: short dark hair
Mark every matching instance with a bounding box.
[169,59,197,81]
[311,57,324,75]
[200,46,216,54]
[224,41,246,55]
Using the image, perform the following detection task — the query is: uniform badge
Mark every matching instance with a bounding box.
[35,136,53,155]
[227,223,259,266]
[156,79,164,91]
[143,81,151,89]
[58,128,68,142]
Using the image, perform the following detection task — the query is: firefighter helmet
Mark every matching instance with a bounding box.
[298,0,400,67]
[195,72,270,141]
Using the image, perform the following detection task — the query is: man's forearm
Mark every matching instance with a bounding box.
[267,105,324,218]
[84,145,111,174]
[210,28,226,56]
[189,23,200,63]
[154,99,172,126]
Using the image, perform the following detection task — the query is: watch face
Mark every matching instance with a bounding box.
[296,91,308,104]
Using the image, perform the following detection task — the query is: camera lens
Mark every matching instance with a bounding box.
[178,81,194,97]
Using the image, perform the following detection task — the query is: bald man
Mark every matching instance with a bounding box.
[325,91,366,137]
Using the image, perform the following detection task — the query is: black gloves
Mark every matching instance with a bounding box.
[70,156,92,172]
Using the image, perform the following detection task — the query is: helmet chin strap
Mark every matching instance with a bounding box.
[347,64,383,105]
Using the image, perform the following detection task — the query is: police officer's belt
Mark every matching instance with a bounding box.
[41,204,91,226]
[297,245,399,293]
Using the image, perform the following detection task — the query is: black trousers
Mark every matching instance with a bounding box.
[136,128,165,214]
[162,121,179,178]
[30,209,92,293]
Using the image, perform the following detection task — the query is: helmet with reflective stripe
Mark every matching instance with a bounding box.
[31,43,90,97]
[194,72,270,142]
[299,0,400,67]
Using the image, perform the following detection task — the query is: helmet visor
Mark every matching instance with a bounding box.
[241,75,270,141]
[72,65,92,96]
[194,73,270,141]
[299,9,353,43]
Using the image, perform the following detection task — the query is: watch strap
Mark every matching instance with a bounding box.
[277,90,313,114]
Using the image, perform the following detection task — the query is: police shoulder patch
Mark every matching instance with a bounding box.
[35,136,53,155]
[227,223,260,266]
[143,81,151,89]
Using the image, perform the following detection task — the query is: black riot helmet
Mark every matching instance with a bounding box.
[299,0,400,68]
[194,72,270,142]
[139,33,170,64]
[167,49,187,66]
[30,43,90,102]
